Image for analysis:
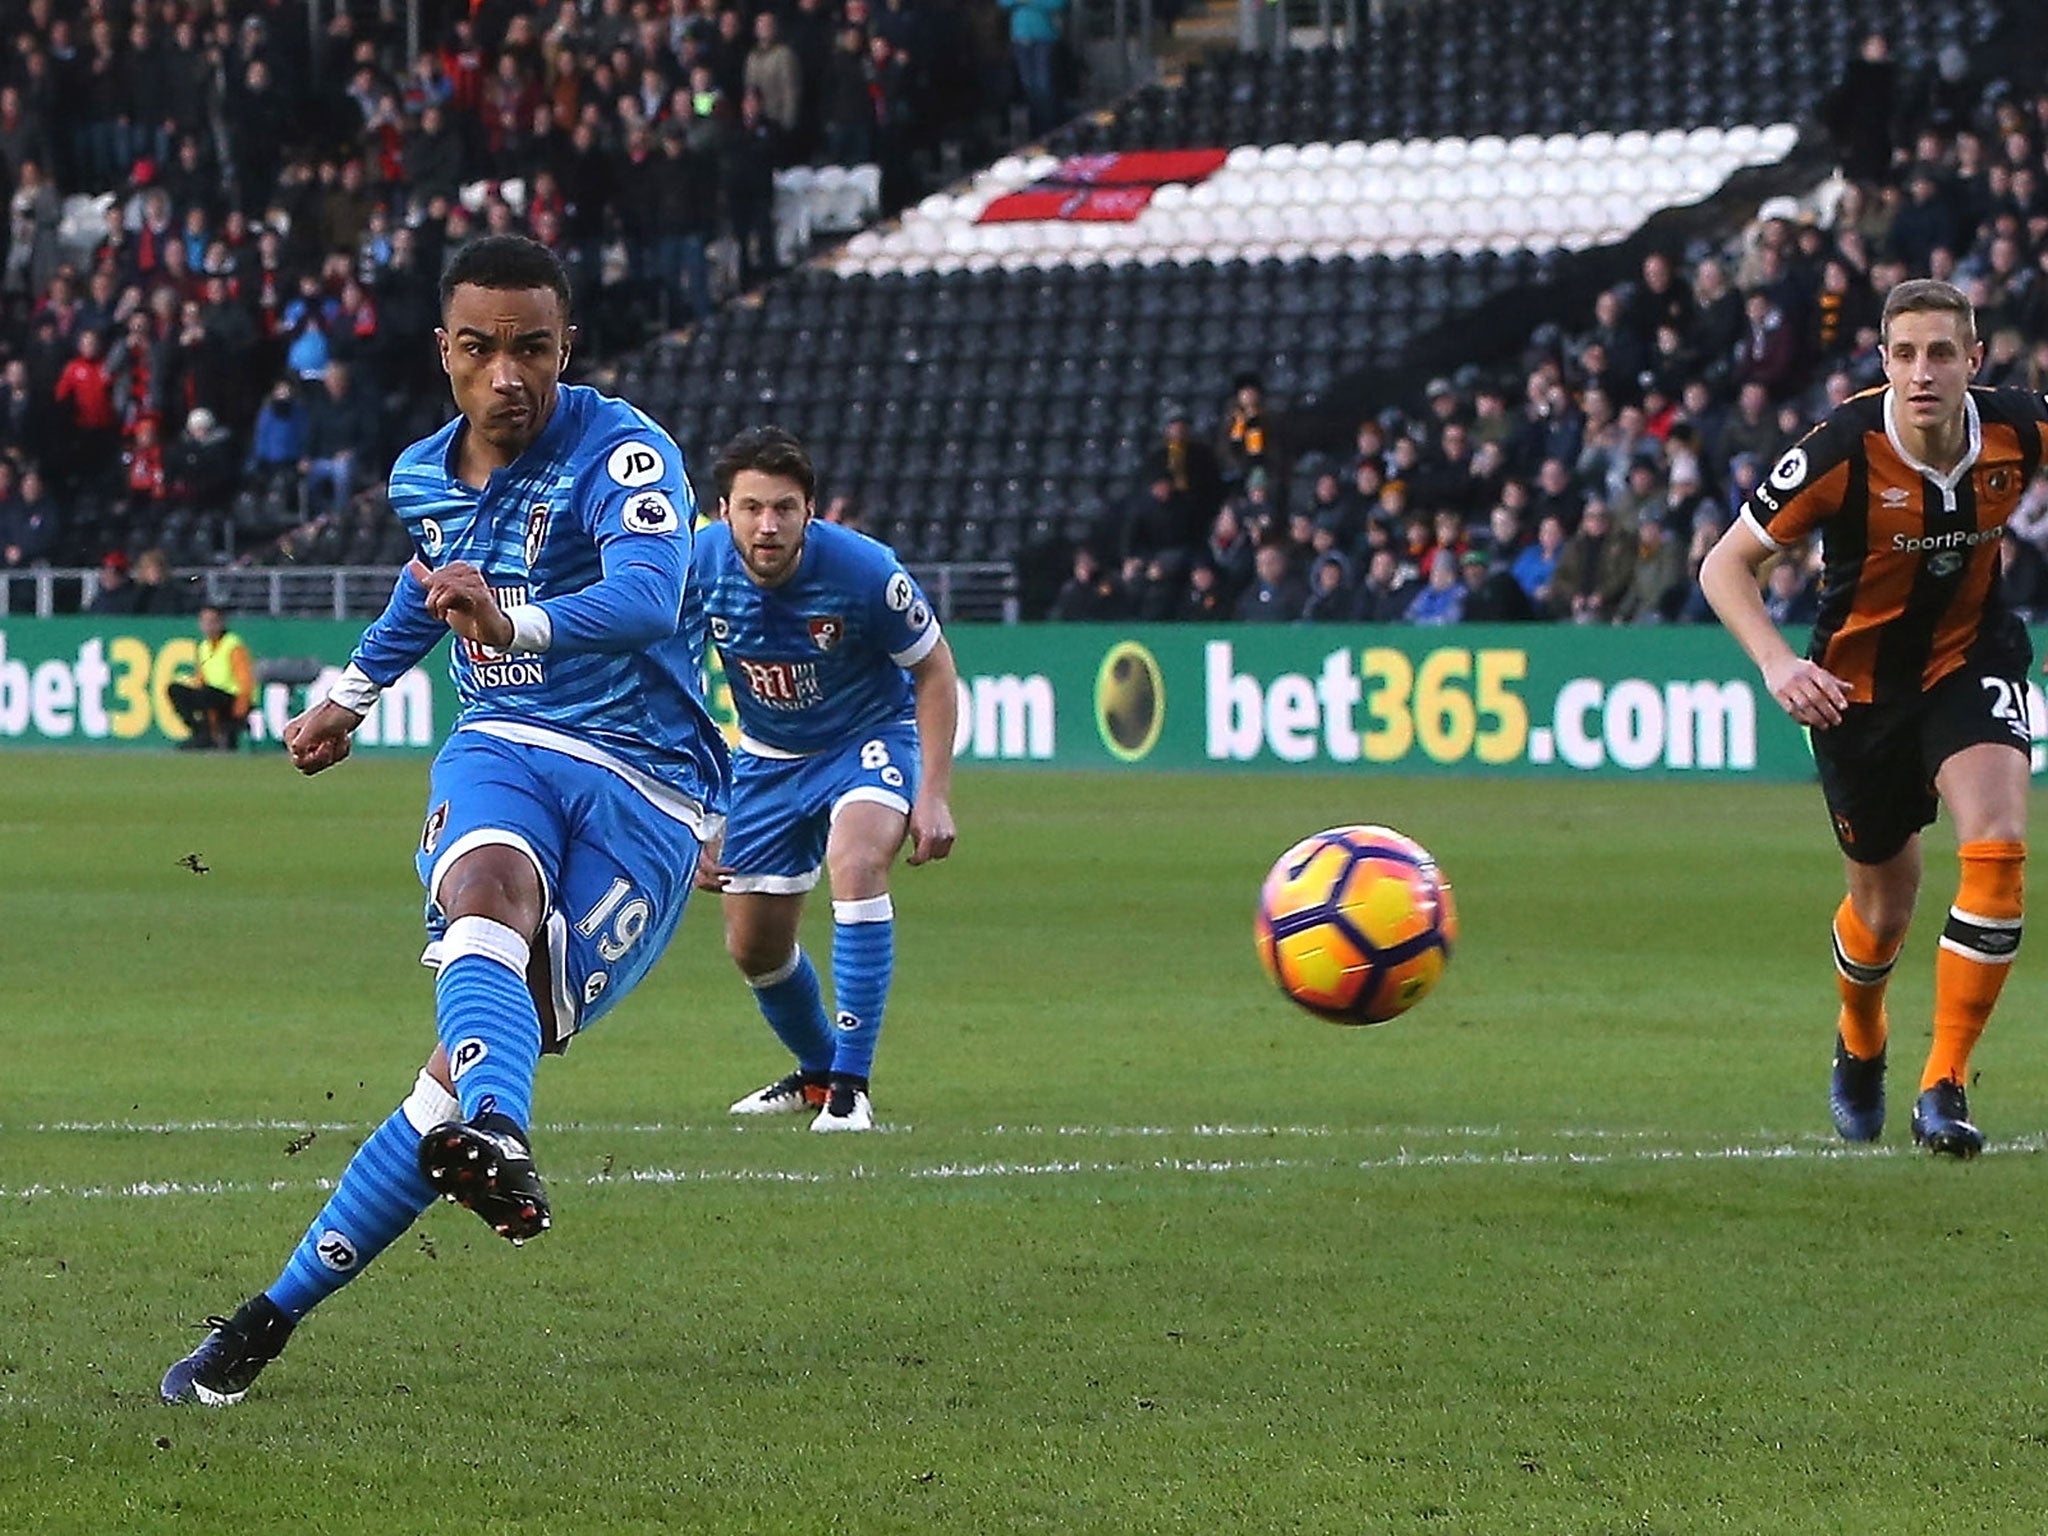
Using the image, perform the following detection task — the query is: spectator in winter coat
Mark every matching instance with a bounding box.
[246,379,306,484]
[1235,541,1306,622]
[743,12,803,136]
[1548,499,1638,623]
[1000,0,1067,134]
[1404,548,1467,625]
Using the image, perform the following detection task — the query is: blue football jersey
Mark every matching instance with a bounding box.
[693,518,942,755]
[347,382,728,807]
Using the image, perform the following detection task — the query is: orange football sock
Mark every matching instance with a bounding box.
[1833,894,1901,1061]
[1922,840,2025,1091]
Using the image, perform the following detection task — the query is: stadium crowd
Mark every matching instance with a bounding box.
[0,0,1044,583]
[1,6,2044,633]
[1053,36,2048,627]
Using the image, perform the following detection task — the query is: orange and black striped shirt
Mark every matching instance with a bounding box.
[1740,385,2047,706]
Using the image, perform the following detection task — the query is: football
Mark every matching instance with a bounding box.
[1255,825,1458,1024]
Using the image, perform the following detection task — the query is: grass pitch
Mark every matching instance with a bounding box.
[4,752,2048,1534]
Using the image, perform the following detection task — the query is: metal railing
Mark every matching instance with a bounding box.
[2,561,1021,625]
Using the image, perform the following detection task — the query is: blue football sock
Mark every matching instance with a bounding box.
[746,945,834,1074]
[265,1072,455,1320]
[435,915,542,1132]
[830,895,895,1081]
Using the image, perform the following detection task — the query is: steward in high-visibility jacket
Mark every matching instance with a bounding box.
[167,603,257,749]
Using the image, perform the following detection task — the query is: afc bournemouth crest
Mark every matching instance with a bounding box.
[808,615,845,651]
[421,801,450,856]
[524,503,551,568]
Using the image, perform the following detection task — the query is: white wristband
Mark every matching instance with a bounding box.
[327,662,382,716]
[505,603,554,654]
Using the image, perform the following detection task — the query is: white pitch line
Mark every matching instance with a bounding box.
[7,1119,1838,1145]
[5,1135,2044,1205]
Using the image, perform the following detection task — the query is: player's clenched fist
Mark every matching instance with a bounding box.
[418,559,513,650]
[282,699,363,776]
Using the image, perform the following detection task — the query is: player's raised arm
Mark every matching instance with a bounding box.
[285,557,447,774]
[491,435,697,657]
[906,634,958,866]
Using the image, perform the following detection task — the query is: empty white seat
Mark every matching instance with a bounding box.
[1613,129,1651,161]
[1724,123,1764,161]
[1263,143,1300,172]
[1606,161,1649,196]
[1330,140,1368,168]
[1297,142,1332,170]
[1364,138,1401,168]
[1467,135,1507,165]
[1760,122,1799,158]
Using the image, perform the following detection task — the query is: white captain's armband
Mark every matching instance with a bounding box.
[327,662,383,715]
[503,603,554,654]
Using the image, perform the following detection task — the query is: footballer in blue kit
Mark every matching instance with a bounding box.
[697,427,958,1131]
[162,236,729,1406]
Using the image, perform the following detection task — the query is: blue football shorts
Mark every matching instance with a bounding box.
[721,720,922,895]
[414,726,706,1050]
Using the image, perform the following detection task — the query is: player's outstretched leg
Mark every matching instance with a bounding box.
[730,946,833,1114]
[816,894,893,1133]
[426,913,550,1236]
[1915,840,2023,1158]
[160,1069,460,1404]
[1829,895,1901,1141]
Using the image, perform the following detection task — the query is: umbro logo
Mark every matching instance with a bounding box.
[1881,487,1910,506]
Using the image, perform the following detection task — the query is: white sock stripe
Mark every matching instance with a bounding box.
[746,947,804,989]
[1950,907,2023,930]
[833,895,894,925]
[440,914,532,973]
[400,1069,460,1135]
[1831,925,1896,985]
[1939,934,2020,964]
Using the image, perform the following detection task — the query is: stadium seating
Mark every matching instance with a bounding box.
[578,0,2013,599]
[649,249,1541,560]
[1052,0,2000,152]
[832,127,1798,272]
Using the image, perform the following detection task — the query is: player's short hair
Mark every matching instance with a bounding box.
[1881,278,1976,347]
[438,235,572,324]
[715,425,816,502]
